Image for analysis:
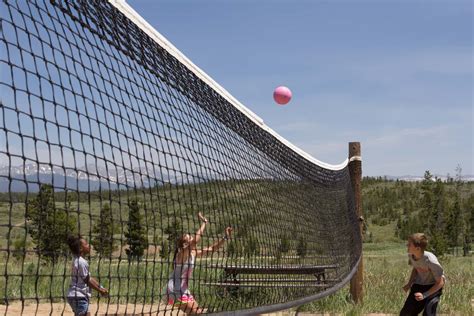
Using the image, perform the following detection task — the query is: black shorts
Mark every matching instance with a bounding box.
[400,283,442,316]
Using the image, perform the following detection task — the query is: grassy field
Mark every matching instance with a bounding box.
[0,180,472,314]
[299,222,473,315]
[2,222,470,315]
[0,180,358,314]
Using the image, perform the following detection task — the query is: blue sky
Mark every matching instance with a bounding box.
[126,0,473,177]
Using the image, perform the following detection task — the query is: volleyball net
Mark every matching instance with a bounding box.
[0,0,361,314]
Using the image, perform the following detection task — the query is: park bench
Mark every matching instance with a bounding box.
[204,264,339,290]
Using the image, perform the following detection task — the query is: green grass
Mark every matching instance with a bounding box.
[0,255,280,312]
[0,259,166,304]
[3,238,470,314]
[300,223,474,315]
[1,181,472,314]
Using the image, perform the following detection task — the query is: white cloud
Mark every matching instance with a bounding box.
[286,123,472,175]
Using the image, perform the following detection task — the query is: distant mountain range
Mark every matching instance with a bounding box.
[0,163,213,192]
[372,175,474,182]
[0,163,472,192]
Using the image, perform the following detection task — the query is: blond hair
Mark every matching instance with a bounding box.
[408,233,428,250]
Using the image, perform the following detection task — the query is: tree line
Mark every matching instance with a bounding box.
[11,183,311,263]
[13,184,148,263]
[9,169,472,262]
[363,168,473,256]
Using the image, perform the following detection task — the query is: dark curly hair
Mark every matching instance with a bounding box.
[67,234,83,256]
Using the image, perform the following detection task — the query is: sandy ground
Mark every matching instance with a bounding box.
[0,304,410,316]
[0,302,183,315]
[1,300,472,315]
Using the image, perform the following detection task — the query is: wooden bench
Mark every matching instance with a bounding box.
[204,264,338,290]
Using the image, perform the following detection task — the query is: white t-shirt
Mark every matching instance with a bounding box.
[409,251,444,285]
[67,256,90,299]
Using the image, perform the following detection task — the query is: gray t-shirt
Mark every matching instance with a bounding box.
[409,251,444,285]
[67,256,90,298]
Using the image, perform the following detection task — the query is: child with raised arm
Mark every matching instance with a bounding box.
[67,235,108,316]
[400,233,445,316]
[165,212,232,315]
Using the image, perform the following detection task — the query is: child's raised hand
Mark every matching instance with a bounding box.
[198,212,208,223]
[225,227,233,238]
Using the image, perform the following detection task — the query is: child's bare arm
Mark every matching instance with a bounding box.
[196,227,232,257]
[193,212,208,245]
[194,222,207,245]
[403,268,417,292]
[88,277,108,296]
[408,268,417,285]
[196,237,226,257]
[414,275,444,301]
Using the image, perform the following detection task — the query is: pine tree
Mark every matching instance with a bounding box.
[296,236,307,258]
[428,179,449,256]
[159,238,170,260]
[91,203,117,258]
[26,184,76,263]
[245,236,259,257]
[226,239,244,258]
[278,234,290,254]
[445,196,462,249]
[462,194,474,256]
[420,171,434,224]
[125,199,148,261]
[454,165,473,257]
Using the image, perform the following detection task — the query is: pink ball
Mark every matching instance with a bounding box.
[273,86,292,105]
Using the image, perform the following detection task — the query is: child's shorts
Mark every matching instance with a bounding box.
[67,297,89,316]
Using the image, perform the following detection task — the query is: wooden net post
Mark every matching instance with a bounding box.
[349,142,363,303]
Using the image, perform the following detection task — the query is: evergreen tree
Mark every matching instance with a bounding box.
[91,203,117,258]
[420,171,434,223]
[427,179,449,255]
[278,234,290,254]
[226,239,244,258]
[159,239,170,260]
[362,172,473,255]
[274,233,291,262]
[26,184,76,263]
[296,236,307,258]
[462,194,474,256]
[445,196,462,249]
[429,231,448,256]
[125,199,148,261]
[245,236,259,257]
[455,165,473,256]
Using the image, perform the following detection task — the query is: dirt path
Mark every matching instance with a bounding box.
[0,304,401,316]
[2,302,471,315]
[0,302,183,315]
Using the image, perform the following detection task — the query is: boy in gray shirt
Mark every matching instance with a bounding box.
[400,233,445,316]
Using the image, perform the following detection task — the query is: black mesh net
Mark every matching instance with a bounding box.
[0,0,361,314]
